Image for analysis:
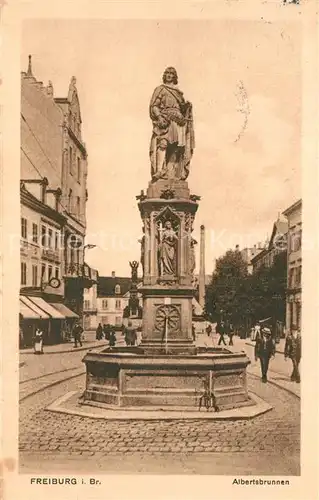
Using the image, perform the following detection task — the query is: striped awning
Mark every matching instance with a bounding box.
[19,298,41,319]
[26,296,65,319]
[20,296,50,319]
[49,303,79,318]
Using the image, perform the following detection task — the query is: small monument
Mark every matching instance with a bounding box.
[82,68,252,412]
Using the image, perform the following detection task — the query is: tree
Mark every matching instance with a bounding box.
[205,249,248,324]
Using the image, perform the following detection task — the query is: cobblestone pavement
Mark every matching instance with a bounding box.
[19,371,300,475]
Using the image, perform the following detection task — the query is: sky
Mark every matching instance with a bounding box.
[21,18,301,277]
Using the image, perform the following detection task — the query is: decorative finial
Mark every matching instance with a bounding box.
[71,76,76,86]
[27,55,33,77]
[47,80,54,96]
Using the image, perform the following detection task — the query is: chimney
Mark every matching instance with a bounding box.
[111,271,115,278]
[199,225,206,310]
[27,55,33,77]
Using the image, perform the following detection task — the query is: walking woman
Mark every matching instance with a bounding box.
[34,328,44,354]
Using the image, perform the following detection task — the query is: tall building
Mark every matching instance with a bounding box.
[19,56,94,346]
[251,216,288,273]
[240,244,265,274]
[283,200,302,332]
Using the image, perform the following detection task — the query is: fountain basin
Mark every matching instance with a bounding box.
[82,346,253,412]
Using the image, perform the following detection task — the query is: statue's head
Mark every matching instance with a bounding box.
[163,67,178,85]
[165,221,172,229]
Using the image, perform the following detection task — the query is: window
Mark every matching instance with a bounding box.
[115,284,121,295]
[41,264,46,282]
[77,158,81,182]
[102,299,108,310]
[84,300,90,310]
[68,189,73,213]
[21,262,27,285]
[32,223,38,244]
[69,146,73,174]
[55,267,59,279]
[55,232,59,250]
[295,266,302,287]
[115,299,121,310]
[76,196,80,216]
[41,225,47,247]
[48,265,53,280]
[115,316,122,326]
[32,265,38,287]
[21,217,27,239]
[48,228,53,248]
[288,268,295,288]
[101,316,109,325]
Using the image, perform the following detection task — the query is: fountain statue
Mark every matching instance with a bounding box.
[82,68,252,412]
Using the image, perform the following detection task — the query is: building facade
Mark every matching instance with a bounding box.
[283,200,302,332]
[240,244,265,274]
[20,56,93,346]
[251,217,288,273]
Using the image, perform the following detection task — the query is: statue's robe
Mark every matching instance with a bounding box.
[149,84,195,180]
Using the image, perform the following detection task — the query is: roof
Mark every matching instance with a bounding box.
[97,276,141,298]
[269,219,288,249]
[282,199,302,217]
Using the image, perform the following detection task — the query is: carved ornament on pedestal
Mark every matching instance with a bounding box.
[154,305,181,337]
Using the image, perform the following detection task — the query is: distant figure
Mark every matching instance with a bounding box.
[284,326,301,383]
[206,324,212,337]
[103,324,111,340]
[20,326,25,349]
[254,327,275,383]
[73,322,83,348]
[96,323,103,340]
[228,323,234,346]
[125,320,137,346]
[216,320,227,346]
[109,329,117,347]
[33,328,44,354]
[252,322,261,341]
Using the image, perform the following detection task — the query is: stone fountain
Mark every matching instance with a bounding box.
[82,67,252,412]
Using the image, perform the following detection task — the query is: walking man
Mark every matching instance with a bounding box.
[217,320,227,346]
[254,327,275,382]
[73,322,83,348]
[284,326,301,383]
[228,323,234,346]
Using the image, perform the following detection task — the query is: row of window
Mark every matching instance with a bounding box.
[83,299,123,310]
[21,218,61,249]
[67,190,81,217]
[101,316,122,326]
[20,262,60,286]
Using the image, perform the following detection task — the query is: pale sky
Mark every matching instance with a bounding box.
[21,19,301,277]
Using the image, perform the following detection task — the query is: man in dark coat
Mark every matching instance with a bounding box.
[217,320,227,346]
[96,323,103,340]
[254,327,275,382]
[73,322,83,348]
[284,327,301,383]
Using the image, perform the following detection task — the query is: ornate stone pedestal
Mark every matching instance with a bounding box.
[138,179,198,355]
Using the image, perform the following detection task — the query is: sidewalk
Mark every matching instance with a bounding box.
[20,339,109,355]
[197,333,300,399]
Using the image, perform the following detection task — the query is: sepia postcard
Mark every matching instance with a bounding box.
[1,1,318,499]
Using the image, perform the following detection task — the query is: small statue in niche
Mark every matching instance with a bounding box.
[158,220,178,276]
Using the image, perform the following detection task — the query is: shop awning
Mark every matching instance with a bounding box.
[26,296,65,319]
[49,303,79,318]
[20,296,50,319]
[19,298,41,319]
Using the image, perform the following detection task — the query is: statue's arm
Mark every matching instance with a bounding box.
[149,86,164,120]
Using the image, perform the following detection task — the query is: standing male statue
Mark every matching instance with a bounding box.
[149,67,195,182]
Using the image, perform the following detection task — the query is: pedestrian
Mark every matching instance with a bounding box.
[33,328,44,354]
[252,322,261,342]
[206,324,212,337]
[103,324,111,340]
[96,323,103,340]
[73,322,83,348]
[125,320,137,346]
[192,324,196,341]
[284,326,301,383]
[217,320,227,346]
[109,329,117,347]
[254,327,275,383]
[228,324,234,346]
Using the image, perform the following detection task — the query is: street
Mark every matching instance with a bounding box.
[19,333,300,475]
